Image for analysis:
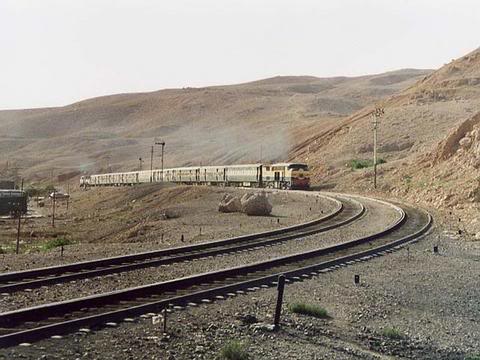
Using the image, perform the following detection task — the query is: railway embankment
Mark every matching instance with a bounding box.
[0,185,331,273]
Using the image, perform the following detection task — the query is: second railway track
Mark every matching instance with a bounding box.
[0,194,432,347]
[0,194,364,293]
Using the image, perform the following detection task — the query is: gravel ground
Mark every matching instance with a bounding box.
[2,206,478,360]
[2,196,478,360]
[0,197,400,311]
[0,187,331,273]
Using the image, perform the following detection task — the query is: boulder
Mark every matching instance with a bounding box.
[240,192,272,216]
[459,136,472,149]
[218,194,241,213]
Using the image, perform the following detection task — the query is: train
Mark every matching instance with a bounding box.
[80,163,310,190]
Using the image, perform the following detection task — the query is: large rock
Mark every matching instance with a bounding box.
[218,194,241,213]
[240,192,272,216]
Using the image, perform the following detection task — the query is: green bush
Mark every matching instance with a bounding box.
[465,355,480,360]
[24,184,57,198]
[288,302,329,318]
[382,327,404,340]
[43,237,70,251]
[347,158,386,170]
[219,340,249,360]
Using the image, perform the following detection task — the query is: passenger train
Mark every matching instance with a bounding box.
[80,163,310,190]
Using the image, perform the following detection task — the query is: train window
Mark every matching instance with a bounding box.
[288,164,309,171]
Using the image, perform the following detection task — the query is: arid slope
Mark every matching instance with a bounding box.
[0,70,429,180]
[296,47,480,233]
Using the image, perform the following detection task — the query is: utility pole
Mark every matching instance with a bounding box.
[52,190,56,228]
[15,207,21,255]
[150,146,154,182]
[372,107,385,189]
[153,140,166,181]
[15,177,25,254]
[66,183,70,213]
[157,141,165,181]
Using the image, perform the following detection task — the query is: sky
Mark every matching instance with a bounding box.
[0,0,479,110]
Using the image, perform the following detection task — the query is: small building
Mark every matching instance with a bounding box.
[0,190,27,216]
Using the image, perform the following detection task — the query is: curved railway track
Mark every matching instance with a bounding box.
[0,195,432,348]
[0,194,365,293]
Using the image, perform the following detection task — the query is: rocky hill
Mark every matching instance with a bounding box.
[297,47,480,234]
[0,69,429,181]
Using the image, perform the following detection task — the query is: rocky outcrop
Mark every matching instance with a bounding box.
[219,192,273,216]
[218,194,241,213]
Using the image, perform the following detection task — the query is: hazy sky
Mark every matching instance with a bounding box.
[0,0,478,110]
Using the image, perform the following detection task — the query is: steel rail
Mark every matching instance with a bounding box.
[0,199,431,347]
[0,195,364,293]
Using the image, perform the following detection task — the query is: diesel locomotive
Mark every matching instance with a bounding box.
[80,163,310,190]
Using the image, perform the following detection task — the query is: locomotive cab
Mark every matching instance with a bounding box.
[286,163,310,189]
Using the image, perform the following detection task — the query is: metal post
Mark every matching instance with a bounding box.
[66,183,70,213]
[150,145,154,183]
[161,143,165,181]
[373,115,378,189]
[163,307,168,334]
[16,209,21,255]
[52,191,56,228]
[274,274,286,329]
[372,107,384,189]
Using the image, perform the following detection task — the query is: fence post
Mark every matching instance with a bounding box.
[274,275,286,330]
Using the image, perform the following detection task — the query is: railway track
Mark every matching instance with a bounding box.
[0,194,365,293]
[0,196,432,347]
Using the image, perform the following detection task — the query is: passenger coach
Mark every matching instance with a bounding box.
[81,162,310,190]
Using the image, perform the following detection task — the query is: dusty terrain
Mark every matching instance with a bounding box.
[1,202,478,360]
[295,47,480,235]
[0,69,429,181]
[0,184,328,272]
[0,196,399,312]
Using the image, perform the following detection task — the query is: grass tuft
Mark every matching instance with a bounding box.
[288,302,329,318]
[382,327,404,340]
[43,237,70,251]
[347,158,386,170]
[219,340,249,360]
[465,355,480,360]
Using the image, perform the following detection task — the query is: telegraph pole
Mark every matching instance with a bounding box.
[372,107,385,189]
[52,190,56,228]
[16,177,24,254]
[154,140,166,181]
[150,145,154,182]
[66,183,70,213]
[158,141,165,181]
[15,208,21,254]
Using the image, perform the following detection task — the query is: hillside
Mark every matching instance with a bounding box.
[297,47,480,233]
[0,69,429,181]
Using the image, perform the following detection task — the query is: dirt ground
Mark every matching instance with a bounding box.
[0,196,398,312]
[0,191,478,359]
[0,184,330,272]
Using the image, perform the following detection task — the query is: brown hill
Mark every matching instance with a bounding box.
[297,47,480,233]
[0,69,429,181]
